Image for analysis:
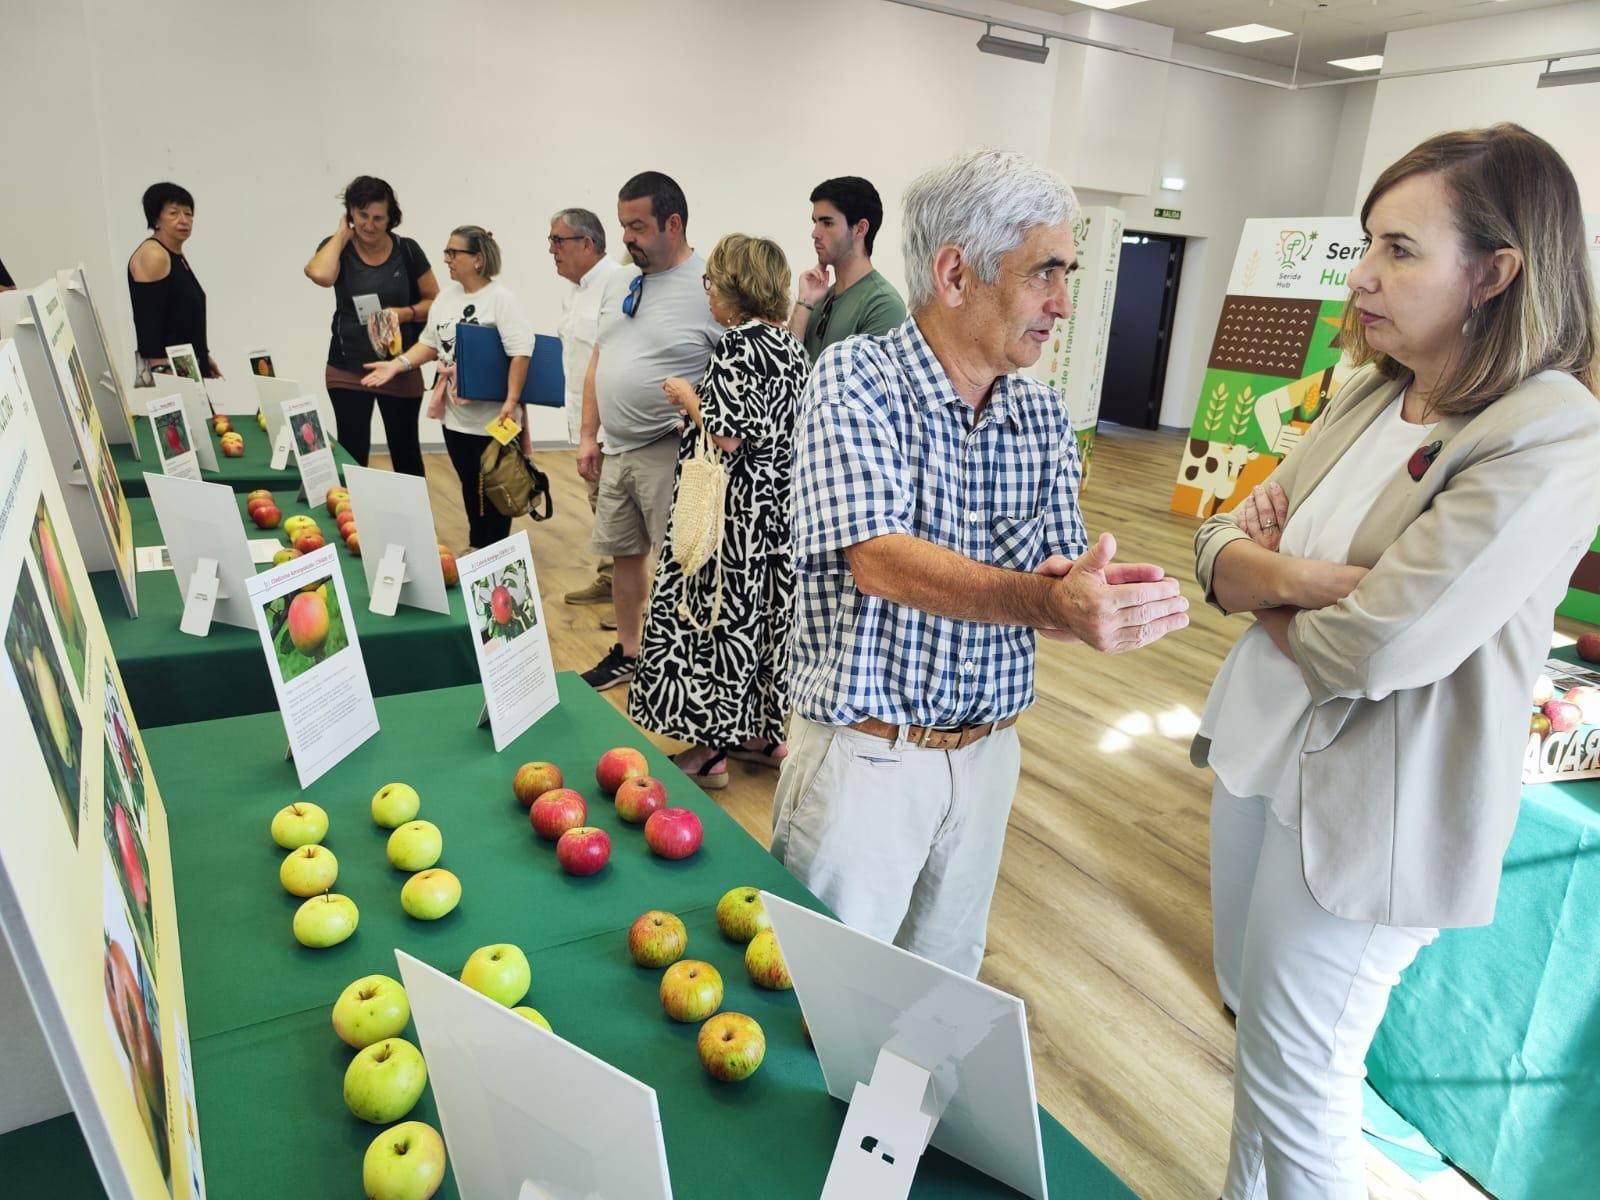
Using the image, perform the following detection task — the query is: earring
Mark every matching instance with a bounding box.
[1461,305,1478,336]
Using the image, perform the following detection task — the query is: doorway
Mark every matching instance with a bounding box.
[1100,231,1184,430]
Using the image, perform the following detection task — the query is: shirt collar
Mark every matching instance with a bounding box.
[578,257,616,289]
[894,317,1024,432]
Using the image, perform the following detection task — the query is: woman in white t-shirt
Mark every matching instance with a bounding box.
[1193,124,1600,1199]
[364,225,532,549]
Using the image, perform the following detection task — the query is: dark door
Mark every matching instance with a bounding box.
[1099,232,1184,429]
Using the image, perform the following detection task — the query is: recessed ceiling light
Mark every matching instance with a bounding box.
[1206,24,1293,43]
[1160,176,1186,191]
[1071,1,1148,9]
[1327,55,1384,71]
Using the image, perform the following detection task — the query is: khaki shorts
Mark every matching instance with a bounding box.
[592,435,679,557]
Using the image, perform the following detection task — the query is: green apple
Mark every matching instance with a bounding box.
[659,960,723,1022]
[279,844,338,897]
[697,1012,766,1082]
[401,869,461,920]
[332,974,411,1049]
[628,910,688,968]
[715,886,771,943]
[362,1121,447,1200]
[343,1036,428,1124]
[387,820,442,872]
[292,893,359,948]
[744,928,793,990]
[371,782,421,828]
[270,801,328,849]
[459,944,530,1007]
[511,1006,552,1032]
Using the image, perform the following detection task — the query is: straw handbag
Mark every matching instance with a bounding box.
[671,427,726,630]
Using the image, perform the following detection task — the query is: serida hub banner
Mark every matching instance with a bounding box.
[1170,216,1366,517]
[0,339,205,1198]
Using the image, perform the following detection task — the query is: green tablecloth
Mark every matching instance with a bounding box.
[1369,770,1600,1198]
[88,486,475,728]
[1,677,1134,1199]
[113,414,358,498]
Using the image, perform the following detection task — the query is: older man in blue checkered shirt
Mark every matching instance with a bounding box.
[770,150,1190,977]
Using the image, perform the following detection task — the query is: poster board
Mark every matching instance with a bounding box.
[0,338,206,1198]
[1023,205,1123,482]
[57,265,139,457]
[0,281,138,616]
[1169,216,1366,518]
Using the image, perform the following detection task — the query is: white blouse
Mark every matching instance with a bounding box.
[1200,394,1436,827]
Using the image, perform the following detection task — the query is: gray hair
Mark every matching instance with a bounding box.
[901,150,1079,310]
[550,207,606,253]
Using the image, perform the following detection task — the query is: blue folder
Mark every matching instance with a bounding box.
[452,323,565,408]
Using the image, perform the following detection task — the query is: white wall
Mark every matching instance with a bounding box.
[1362,1,1600,206]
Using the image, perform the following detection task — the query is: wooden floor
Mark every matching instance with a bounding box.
[397,428,1521,1200]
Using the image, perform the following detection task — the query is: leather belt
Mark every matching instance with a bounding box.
[848,714,1020,752]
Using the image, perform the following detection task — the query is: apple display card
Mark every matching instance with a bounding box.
[246,544,378,787]
[342,464,449,616]
[252,376,303,471]
[163,376,220,473]
[458,531,557,751]
[58,265,139,456]
[0,354,205,1198]
[247,349,274,377]
[163,342,206,389]
[281,393,340,506]
[145,394,200,481]
[144,473,260,633]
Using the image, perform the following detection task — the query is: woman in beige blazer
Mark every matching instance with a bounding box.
[1194,124,1600,1199]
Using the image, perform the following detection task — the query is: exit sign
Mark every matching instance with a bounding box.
[1154,207,1181,220]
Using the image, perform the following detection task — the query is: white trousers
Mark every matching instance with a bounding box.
[769,716,1021,977]
[1211,782,1437,1200]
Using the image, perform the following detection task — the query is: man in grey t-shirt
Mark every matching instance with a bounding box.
[578,171,724,692]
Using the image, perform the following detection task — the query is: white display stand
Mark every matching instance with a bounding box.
[143,474,260,634]
[0,285,138,616]
[56,265,139,456]
[342,465,449,616]
[395,951,674,1200]
[762,893,1049,1200]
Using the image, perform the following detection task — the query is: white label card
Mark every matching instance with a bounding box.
[178,556,221,637]
[280,394,340,511]
[458,531,557,751]
[245,544,379,788]
[144,393,200,481]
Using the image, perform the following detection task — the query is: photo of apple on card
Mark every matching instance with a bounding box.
[458,530,557,752]
[245,544,377,787]
[144,394,200,482]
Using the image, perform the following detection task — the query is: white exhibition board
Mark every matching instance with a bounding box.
[342,465,449,616]
[245,544,378,788]
[395,950,673,1200]
[457,530,558,751]
[144,473,260,633]
[762,892,1049,1200]
[0,282,137,616]
[0,339,206,1196]
[56,265,139,456]
[144,394,200,482]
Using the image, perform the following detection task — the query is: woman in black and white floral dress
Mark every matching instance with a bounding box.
[628,235,809,789]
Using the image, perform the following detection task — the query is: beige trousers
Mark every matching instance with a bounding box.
[769,715,1021,977]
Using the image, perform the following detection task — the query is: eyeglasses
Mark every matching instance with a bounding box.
[441,248,475,261]
[547,234,586,247]
[814,294,836,341]
[701,274,713,293]
[622,274,645,318]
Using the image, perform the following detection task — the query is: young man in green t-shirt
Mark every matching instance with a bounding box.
[788,176,907,362]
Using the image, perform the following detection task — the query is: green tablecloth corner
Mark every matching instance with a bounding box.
[93,675,1132,1200]
[114,414,358,499]
[89,486,476,727]
[1360,1082,1451,1182]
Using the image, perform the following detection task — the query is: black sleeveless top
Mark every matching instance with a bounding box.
[127,238,208,362]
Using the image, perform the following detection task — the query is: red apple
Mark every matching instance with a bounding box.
[1576,632,1600,664]
[643,807,703,860]
[1543,699,1582,733]
[528,789,587,840]
[252,504,281,529]
[164,423,183,452]
[301,421,317,448]
[113,804,148,909]
[212,415,233,435]
[219,431,245,457]
[556,826,611,876]
[287,591,330,655]
[490,585,514,626]
[1562,685,1600,726]
[293,530,326,554]
[345,532,361,557]
[595,747,648,795]
[438,546,458,587]
[512,762,563,808]
[614,776,667,824]
[247,489,273,504]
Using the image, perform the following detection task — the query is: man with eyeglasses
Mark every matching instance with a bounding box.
[771,150,1190,978]
[577,171,724,692]
[549,207,622,623]
[787,176,906,362]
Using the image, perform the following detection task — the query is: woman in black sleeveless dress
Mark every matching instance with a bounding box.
[126,182,217,385]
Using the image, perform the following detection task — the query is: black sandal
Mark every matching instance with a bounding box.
[727,741,786,769]
[674,748,730,790]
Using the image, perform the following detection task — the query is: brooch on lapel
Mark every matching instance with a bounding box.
[1407,440,1443,481]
